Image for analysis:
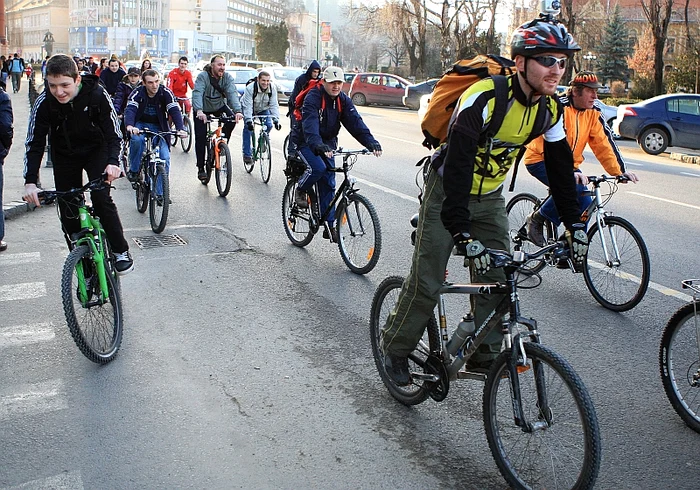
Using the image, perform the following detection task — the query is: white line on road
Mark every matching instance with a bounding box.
[680,172,700,178]
[587,262,692,302]
[0,282,47,302]
[374,133,423,145]
[0,380,68,421]
[354,178,419,203]
[0,322,56,348]
[2,471,84,489]
[626,161,644,166]
[626,191,700,211]
[0,252,41,267]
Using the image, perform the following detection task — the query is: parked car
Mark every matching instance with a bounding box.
[224,66,260,97]
[348,72,411,107]
[403,78,439,110]
[342,73,356,94]
[613,93,700,155]
[266,67,305,104]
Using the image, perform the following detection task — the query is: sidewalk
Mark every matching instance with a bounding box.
[2,73,55,221]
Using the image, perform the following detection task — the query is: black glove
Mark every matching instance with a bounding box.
[368,142,382,152]
[314,144,333,156]
[274,120,282,131]
[453,232,490,275]
[246,121,254,132]
[564,223,588,265]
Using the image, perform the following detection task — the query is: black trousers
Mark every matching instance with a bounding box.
[53,156,129,254]
[194,106,236,168]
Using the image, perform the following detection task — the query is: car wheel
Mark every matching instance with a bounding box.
[352,93,366,106]
[639,127,669,155]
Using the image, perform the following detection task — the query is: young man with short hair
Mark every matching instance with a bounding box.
[167,56,194,116]
[240,70,281,165]
[22,54,133,274]
[99,57,126,96]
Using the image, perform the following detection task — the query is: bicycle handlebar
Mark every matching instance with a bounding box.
[35,175,111,205]
[586,174,629,185]
[334,148,370,156]
[487,240,569,269]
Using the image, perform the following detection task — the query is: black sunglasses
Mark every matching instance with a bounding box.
[531,56,568,69]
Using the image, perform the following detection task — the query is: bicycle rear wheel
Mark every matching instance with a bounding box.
[583,215,650,311]
[260,132,272,183]
[369,276,439,406]
[61,245,123,364]
[660,302,700,433]
[135,164,148,214]
[149,164,169,233]
[283,134,290,160]
[215,141,233,197]
[168,119,178,146]
[336,193,381,274]
[484,342,600,490]
[506,193,548,275]
[180,116,192,152]
[282,179,314,247]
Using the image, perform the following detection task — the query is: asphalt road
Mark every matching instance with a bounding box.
[2,104,700,489]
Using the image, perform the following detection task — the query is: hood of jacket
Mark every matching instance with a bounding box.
[306,60,321,78]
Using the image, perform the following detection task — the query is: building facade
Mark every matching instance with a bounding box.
[5,0,69,61]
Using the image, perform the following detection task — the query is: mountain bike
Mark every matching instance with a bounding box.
[370,239,601,489]
[507,174,650,312]
[660,279,700,433]
[243,115,274,183]
[131,128,176,234]
[200,114,234,197]
[168,96,192,152]
[282,148,381,274]
[37,177,123,364]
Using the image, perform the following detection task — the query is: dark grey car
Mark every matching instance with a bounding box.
[403,78,438,110]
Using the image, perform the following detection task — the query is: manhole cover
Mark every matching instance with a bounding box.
[132,234,188,249]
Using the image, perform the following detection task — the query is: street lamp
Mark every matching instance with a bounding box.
[583,51,597,72]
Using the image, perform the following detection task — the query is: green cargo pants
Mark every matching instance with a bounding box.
[381,169,510,361]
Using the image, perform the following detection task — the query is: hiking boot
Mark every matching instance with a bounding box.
[243,155,253,165]
[384,353,410,386]
[526,212,546,247]
[323,227,339,243]
[295,188,309,209]
[113,251,134,276]
[197,168,207,181]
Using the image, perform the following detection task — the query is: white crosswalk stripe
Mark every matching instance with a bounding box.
[1,471,84,490]
[0,282,47,302]
[0,252,41,267]
[0,322,56,348]
[0,379,68,421]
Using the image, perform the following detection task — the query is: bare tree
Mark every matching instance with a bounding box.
[640,0,675,95]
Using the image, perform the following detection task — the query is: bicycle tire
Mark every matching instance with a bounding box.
[260,132,272,183]
[283,134,290,161]
[484,342,601,490]
[61,245,123,364]
[336,193,381,275]
[202,142,213,185]
[282,179,314,247]
[135,164,148,214]
[583,215,650,311]
[149,164,169,234]
[215,141,233,197]
[660,302,700,433]
[506,193,548,275]
[369,276,439,406]
[168,120,178,146]
[180,116,193,152]
[244,132,255,173]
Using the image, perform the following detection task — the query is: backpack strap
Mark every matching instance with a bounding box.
[209,75,227,97]
[475,75,508,200]
[508,95,552,192]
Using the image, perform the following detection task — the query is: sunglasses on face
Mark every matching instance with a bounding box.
[531,56,568,69]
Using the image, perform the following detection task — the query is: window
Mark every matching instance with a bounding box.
[669,97,700,116]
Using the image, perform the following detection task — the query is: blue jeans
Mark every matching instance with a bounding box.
[129,121,170,195]
[526,161,591,227]
[242,110,272,158]
[297,145,336,225]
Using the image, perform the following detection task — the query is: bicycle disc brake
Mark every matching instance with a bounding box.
[424,354,449,402]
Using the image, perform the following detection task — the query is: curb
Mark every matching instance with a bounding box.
[3,200,39,220]
[669,152,700,165]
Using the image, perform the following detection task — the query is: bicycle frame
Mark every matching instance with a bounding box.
[250,116,269,162]
[73,206,110,305]
[581,177,622,267]
[308,155,357,232]
[206,119,226,169]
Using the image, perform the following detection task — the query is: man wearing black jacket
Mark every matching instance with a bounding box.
[0,79,12,252]
[22,54,133,274]
[99,57,126,96]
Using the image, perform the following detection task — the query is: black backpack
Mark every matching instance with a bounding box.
[246,77,259,100]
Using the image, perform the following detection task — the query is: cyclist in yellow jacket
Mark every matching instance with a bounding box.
[523,70,638,246]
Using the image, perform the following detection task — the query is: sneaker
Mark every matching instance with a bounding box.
[464,357,494,374]
[526,212,546,247]
[295,188,309,208]
[384,353,410,386]
[113,251,134,276]
[0,240,7,252]
[323,227,339,243]
[126,171,138,183]
[197,168,207,181]
[243,155,253,165]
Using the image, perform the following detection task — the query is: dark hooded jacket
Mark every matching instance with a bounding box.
[99,66,127,96]
[287,60,321,116]
[113,74,141,115]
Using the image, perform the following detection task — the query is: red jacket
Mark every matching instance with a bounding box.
[167,68,194,98]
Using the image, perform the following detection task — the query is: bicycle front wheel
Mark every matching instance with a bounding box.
[369,276,439,406]
[61,245,123,363]
[336,193,381,274]
[149,164,170,234]
[484,342,601,490]
[215,141,232,197]
[202,143,213,185]
[660,302,700,433]
[283,134,290,160]
[180,116,192,152]
[260,132,272,183]
[282,179,314,247]
[583,215,650,311]
[135,165,148,214]
[506,193,548,275]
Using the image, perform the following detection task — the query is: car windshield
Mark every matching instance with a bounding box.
[227,69,258,84]
[273,68,304,81]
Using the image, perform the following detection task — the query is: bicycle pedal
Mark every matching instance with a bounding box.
[410,372,439,382]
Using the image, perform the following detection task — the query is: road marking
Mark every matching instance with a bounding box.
[373,133,423,145]
[0,380,68,421]
[0,283,47,302]
[680,172,700,178]
[626,161,643,166]
[0,322,56,348]
[587,261,692,302]
[0,252,40,267]
[2,471,84,489]
[626,192,700,211]
[354,178,419,203]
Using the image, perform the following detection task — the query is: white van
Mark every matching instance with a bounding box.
[227,59,282,70]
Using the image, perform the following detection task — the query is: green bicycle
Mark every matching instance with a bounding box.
[243,115,273,183]
[38,177,124,364]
